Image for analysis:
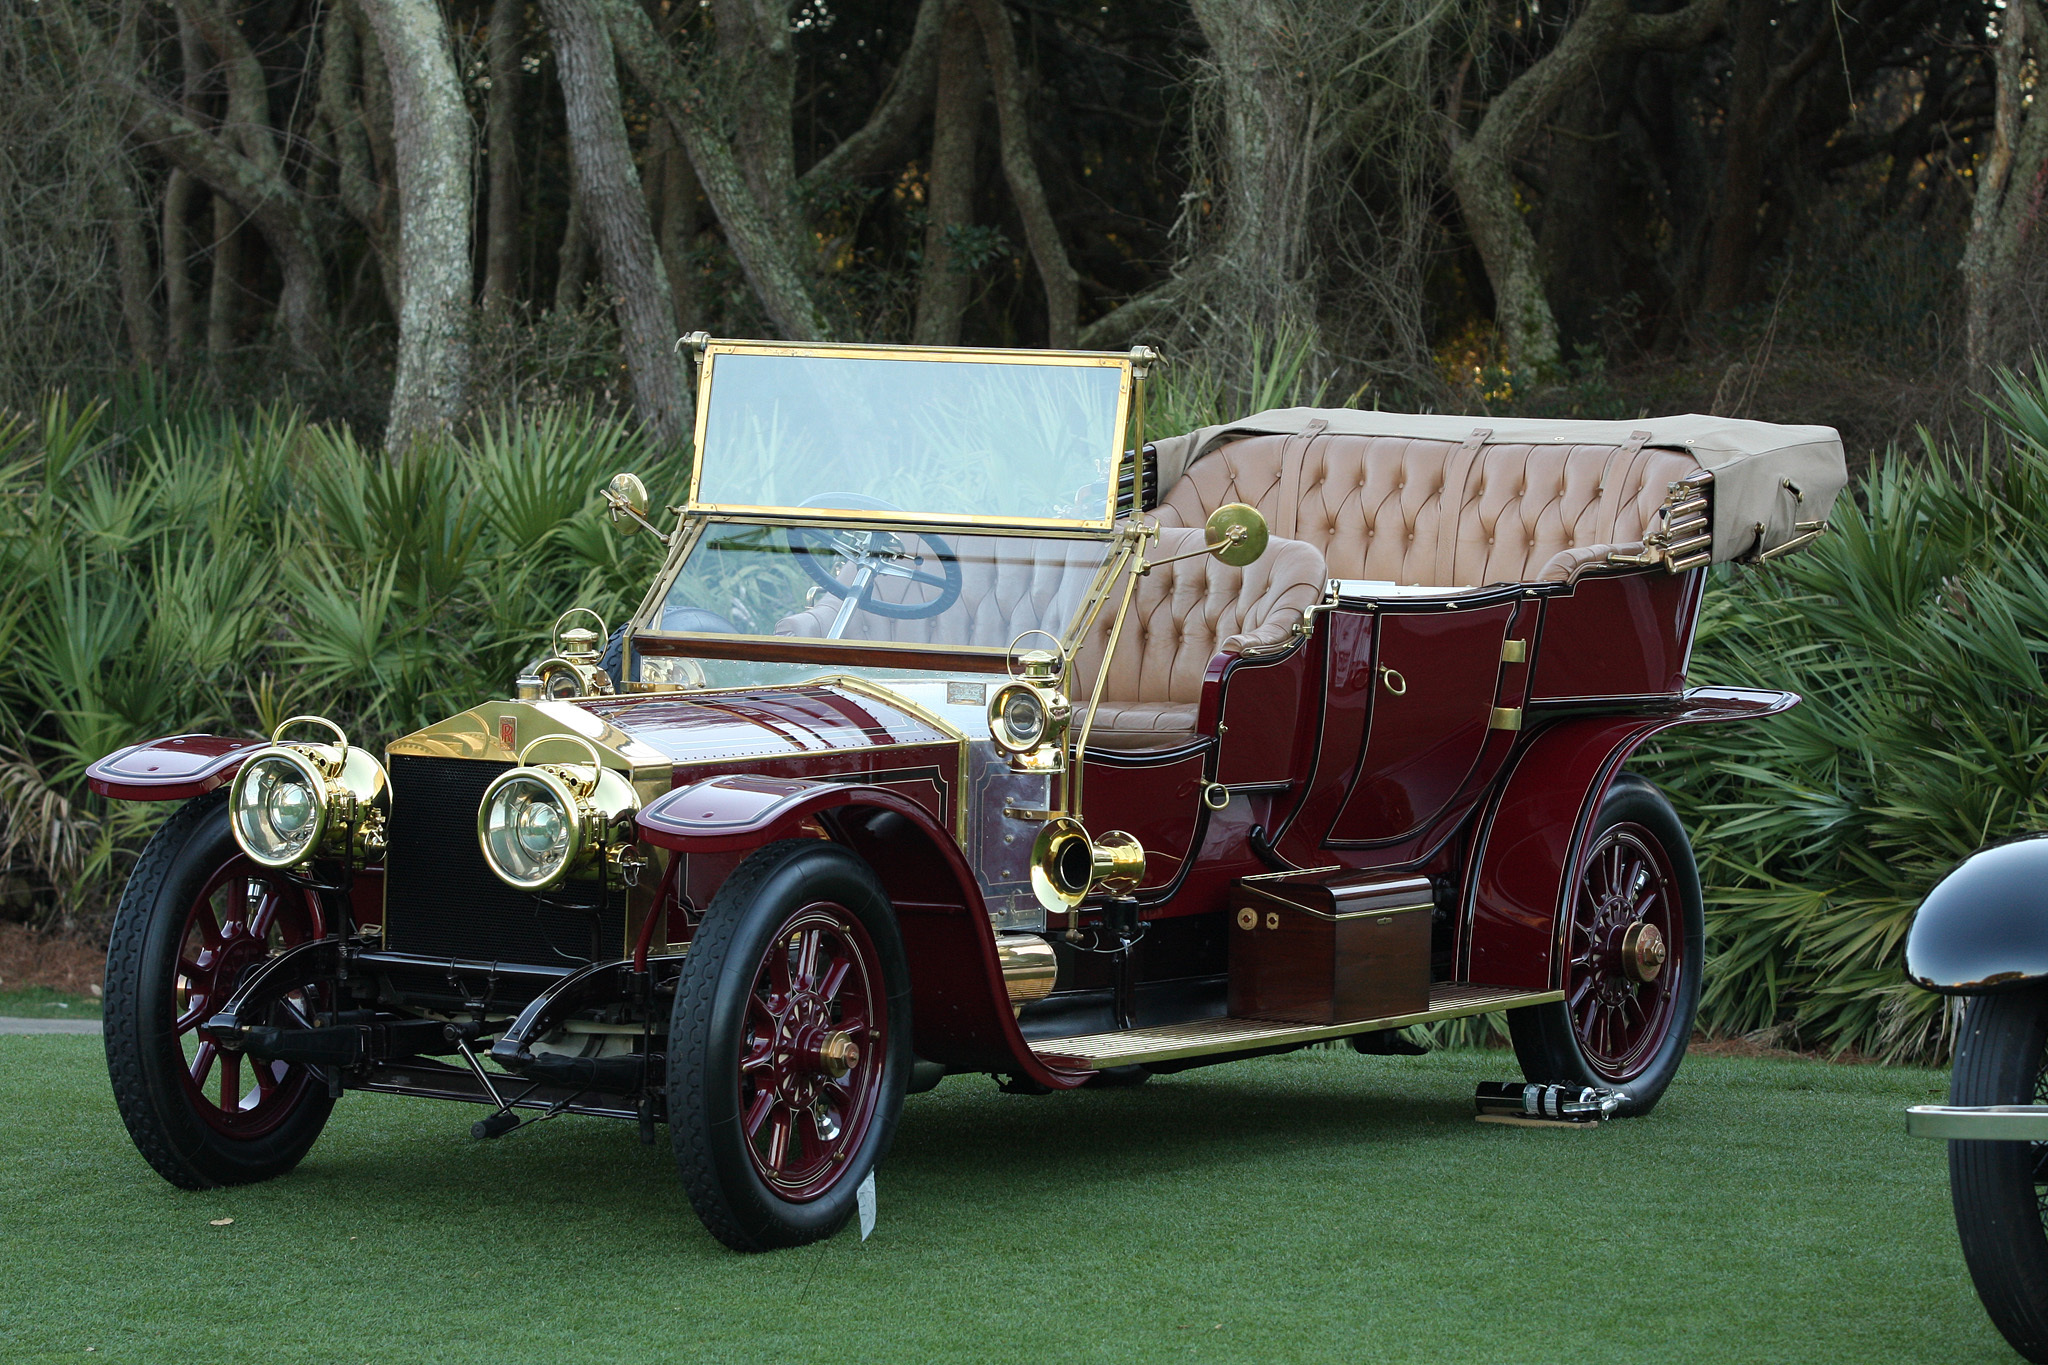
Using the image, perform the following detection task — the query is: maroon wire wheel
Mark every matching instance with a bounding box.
[737,904,887,1202]
[1507,773,1703,1115]
[105,792,339,1189]
[174,854,328,1138]
[670,838,911,1251]
[1562,822,1684,1084]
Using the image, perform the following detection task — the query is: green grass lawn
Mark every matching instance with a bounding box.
[0,986,100,1019]
[0,1039,2009,1364]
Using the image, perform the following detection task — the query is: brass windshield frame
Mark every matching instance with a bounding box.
[684,339,1138,533]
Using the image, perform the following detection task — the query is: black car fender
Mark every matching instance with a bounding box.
[1906,836,2048,993]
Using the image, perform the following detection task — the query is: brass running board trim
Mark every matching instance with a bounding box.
[1029,983,1563,1069]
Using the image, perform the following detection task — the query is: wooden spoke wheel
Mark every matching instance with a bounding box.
[104,792,338,1188]
[1508,774,1703,1116]
[1947,986,2048,1362]
[670,840,911,1251]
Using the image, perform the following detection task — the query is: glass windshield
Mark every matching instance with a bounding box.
[646,520,1115,661]
[691,347,1130,525]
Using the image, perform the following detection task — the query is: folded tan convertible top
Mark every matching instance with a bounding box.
[1150,407,1848,564]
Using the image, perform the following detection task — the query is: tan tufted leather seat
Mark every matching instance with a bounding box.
[1074,528,1326,748]
[1155,430,1702,586]
[777,528,1327,749]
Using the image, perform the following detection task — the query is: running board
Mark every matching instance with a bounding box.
[1029,983,1562,1070]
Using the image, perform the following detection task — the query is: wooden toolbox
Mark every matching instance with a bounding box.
[1227,871,1434,1024]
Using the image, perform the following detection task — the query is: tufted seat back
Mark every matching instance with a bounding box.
[776,527,1327,749]
[774,535,1109,650]
[1155,430,1702,586]
[1072,527,1326,748]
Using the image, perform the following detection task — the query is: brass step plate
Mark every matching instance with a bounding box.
[1029,983,1563,1070]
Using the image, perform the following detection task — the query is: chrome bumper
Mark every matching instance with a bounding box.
[1906,1104,2048,1141]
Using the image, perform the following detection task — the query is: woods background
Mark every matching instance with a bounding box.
[3,0,2026,452]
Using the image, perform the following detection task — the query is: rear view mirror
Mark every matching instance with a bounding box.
[603,472,650,532]
[1204,503,1269,567]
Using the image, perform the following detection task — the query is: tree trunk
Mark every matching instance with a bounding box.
[317,2,400,322]
[361,0,475,448]
[651,122,702,334]
[913,6,987,346]
[541,0,688,441]
[555,200,591,311]
[103,166,161,366]
[163,172,198,372]
[1446,0,1725,379]
[206,195,241,357]
[1698,0,1770,311]
[163,11,208,374]
[482,0,523,309]
[131,0,334,366]
[798,0,948,197]
[970,0,1076,348]
[1695,0,1834,313]
[1535,71,1622,353]
[1963,0,2048,378]
[712,0,805,268]
[599,0,832,340]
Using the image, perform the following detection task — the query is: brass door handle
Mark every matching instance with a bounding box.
[1378,665,1406,695]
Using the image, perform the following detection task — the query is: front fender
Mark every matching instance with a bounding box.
[1464,686,1799,990]
[637,775,1091,1089]
[1905,836,2048,993]
[86,734,261,801]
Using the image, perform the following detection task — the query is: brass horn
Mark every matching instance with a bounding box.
[1029,817,1146,912]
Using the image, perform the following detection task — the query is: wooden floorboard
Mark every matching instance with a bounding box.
[1029,983,1562,1069]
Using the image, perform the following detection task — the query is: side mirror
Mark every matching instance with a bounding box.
[1204,503,1269,567]
[603,472,651,533]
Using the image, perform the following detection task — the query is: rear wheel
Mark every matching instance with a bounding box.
[103,791,336,1188]
[1507,773,1702,1115]
[1948,986,2048,1363]
[669,840,911,1251]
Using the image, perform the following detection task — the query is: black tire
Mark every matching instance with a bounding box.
[1948,986,2048,1363]
[1506,772,1703,1116]
[103,791,337,1189]
[669,839,912,1251]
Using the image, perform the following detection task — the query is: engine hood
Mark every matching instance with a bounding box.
[577,683,958,764]
[387,682,959,776]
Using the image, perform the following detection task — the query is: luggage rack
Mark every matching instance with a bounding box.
[1029,982,1563,1070]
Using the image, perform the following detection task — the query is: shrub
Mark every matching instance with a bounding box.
[0,393,687,929]
[1650,371,2048,1062]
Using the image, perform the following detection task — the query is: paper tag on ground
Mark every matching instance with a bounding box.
[857,1170,876,1241]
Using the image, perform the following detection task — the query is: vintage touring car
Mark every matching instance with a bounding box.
[89,338,1845,1250]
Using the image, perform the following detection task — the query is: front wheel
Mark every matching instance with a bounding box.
[103,791,337,1188]
[1506,772,1703,1115]
[1948,986,2048,1363]
[669,839,912,1251]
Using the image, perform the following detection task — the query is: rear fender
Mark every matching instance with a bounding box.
[85,734,261,801]
[637,776,1089,1089]
[1462,686,1799,990]
[1905,836,2048,993]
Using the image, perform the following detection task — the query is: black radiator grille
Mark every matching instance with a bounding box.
[383,754,628,966]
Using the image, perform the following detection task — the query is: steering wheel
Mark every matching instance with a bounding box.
[785,493,963,631]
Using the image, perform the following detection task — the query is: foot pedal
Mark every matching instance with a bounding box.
[1475,1081,1627,1124]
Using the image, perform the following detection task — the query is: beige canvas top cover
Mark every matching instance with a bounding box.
[1149,408,1848,564]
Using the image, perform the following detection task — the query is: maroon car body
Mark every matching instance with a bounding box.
[88,340,1846,1250]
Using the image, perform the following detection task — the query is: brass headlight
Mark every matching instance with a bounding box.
[477,733,640,893]
[228,716,390,870]
[988,648,1070,773]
